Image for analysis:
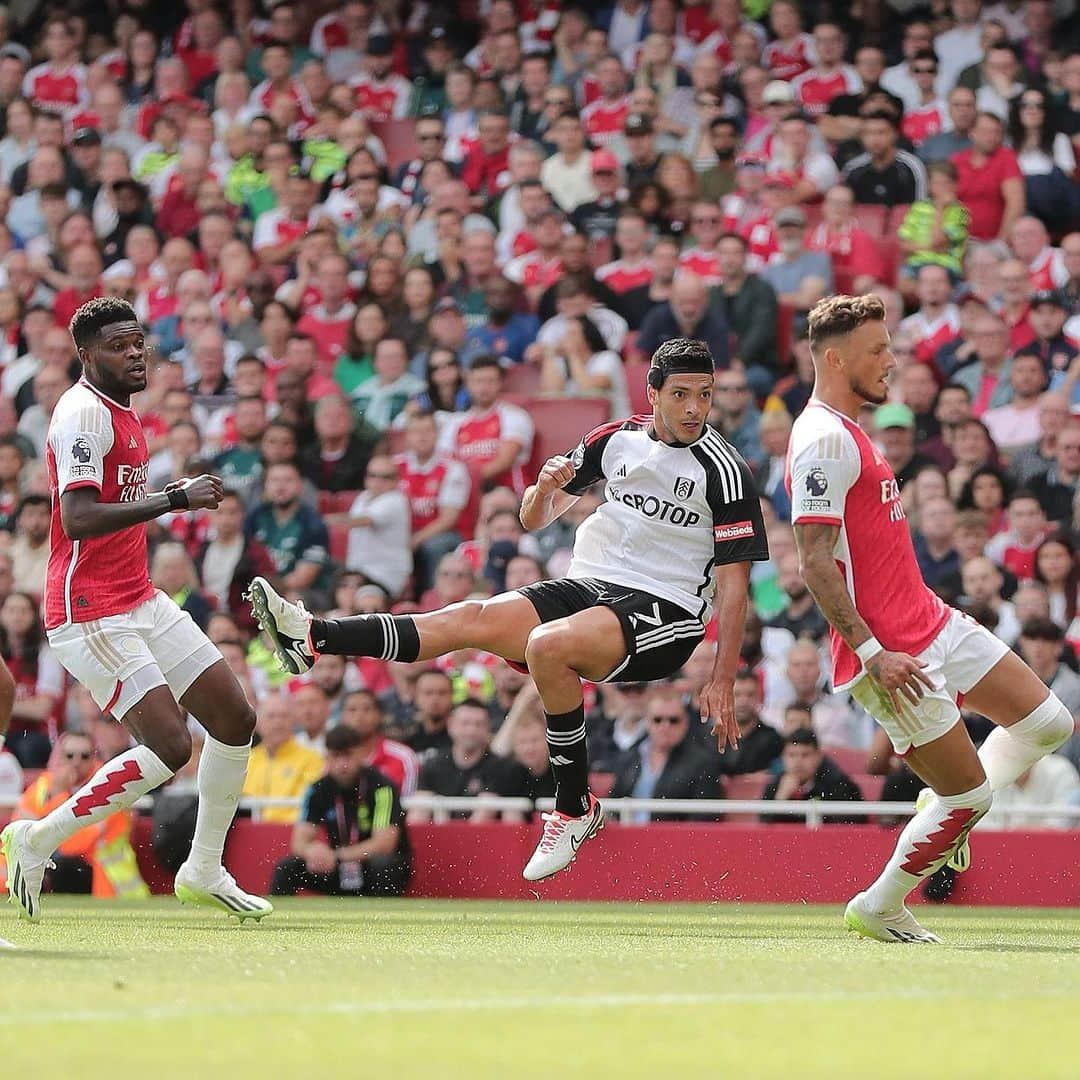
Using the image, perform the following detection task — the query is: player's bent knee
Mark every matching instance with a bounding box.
[151,724,193,773]
[1021,693,1074,751]
[523,625,573,672]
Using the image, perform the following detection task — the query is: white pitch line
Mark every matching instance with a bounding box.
[1,987,1076,1027]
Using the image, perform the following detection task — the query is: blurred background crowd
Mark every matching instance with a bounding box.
[0,0,1079,889]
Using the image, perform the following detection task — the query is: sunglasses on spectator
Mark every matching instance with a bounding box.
[649,715,684,725]
[64,750,93,761]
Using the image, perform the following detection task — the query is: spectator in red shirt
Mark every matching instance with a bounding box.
[461,110,512,210]
[52,244,102,328]
[952,111,1026,243]
[155,144,208,239]
[296,252,357,369]
[338,689,420,796]
[999,257,1036,351]
[986,490,1050,581]
[806,184,888,293]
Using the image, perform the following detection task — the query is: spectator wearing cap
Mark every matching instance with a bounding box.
[621,112,662,188]
[761,730,865,824]
[984,353,1049,455]
[637,271,730,368]
[570,150,623,242]
[874,403,936,489]
[1025,292,1080,398]
[272,722,412,897]
[1028,422,1080,524]
[761,206,833,315]
[541,109,597,214]
[842,109,928,207]
[68,125,104,202]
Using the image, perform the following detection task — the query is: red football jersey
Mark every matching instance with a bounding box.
[788,400,950,689]
[45,381,155,631]
[395,452,471,533]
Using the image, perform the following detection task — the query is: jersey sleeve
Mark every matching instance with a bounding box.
[371,780,405,831]
[437,460,472,512]
[709,454,770,565]
[562,420,621,495]
[49,401,113,495]
[300,779,328,826]
[789,421,860,526]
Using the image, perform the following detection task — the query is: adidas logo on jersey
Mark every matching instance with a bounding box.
[129,435,138,449]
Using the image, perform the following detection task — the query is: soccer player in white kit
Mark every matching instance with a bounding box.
[788,295,1073,943]
[1,297,272,922]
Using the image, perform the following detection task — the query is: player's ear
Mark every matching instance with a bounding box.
[646,383,658,407]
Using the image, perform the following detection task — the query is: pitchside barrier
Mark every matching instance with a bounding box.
[3,795,1079,906]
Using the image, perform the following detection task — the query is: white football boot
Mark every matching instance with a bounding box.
[246,576,315,674]
[174,864,274,922]
[844,891,942,944]
[522,794,604,882]
[1,820,54,923]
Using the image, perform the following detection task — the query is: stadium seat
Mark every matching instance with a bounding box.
[776,303,796,367]
[371,119,418,173]
[853,774,886,802]
[502,364,541,395]
[329,523,350,564]
[331,490,360,514]
[722,771,772,820]
[523,395,611,477]
[316,491,337,515]
[877,239,900,286]
[888,204,911,234]
[833,266,857,295]
[853,204,888,238]
[827,747,868,776]
[624,358,652,415]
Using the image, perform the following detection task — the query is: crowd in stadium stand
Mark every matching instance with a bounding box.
[0,0,1079,864]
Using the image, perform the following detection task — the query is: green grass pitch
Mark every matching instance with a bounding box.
[2,899,1078,1079]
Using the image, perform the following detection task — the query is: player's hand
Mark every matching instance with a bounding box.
[700,678,739,752]
[865,650,934,713]
[171,474,225,511]
[535,455,576,496]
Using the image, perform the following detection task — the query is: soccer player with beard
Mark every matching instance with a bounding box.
[1,297,272,923]
[789,295,1072,943]
[249,338,769,881]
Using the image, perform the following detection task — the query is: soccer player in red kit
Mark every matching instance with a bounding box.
[1,298,271,923]
[788,295,1073,943]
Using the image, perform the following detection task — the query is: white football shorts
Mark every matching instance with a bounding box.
[849,607,1010,755]
[48,590,223,720]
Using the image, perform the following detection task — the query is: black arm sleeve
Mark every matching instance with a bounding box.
[693,440,770,565]
[562,421,621,496]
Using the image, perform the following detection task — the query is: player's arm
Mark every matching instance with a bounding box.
[335,824,401,862]
[519,457,580,530]
[794,522,933,710]
[702,559,752,752]
[61,475,224,540]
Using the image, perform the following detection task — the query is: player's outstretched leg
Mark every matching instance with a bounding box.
[1,687,185,921]
[172,661,272,921]
[246,576,540,673]
[520,609,627,881]
[846,724,991,944]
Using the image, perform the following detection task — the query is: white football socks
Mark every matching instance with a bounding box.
[862,779,992,914]
[26,745,174,858]
[978,694,1074,791]
[184,735,252,878]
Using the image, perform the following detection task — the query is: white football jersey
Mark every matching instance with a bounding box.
[563,416,769,620]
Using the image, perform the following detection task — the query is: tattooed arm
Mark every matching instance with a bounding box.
[795,522,933,709]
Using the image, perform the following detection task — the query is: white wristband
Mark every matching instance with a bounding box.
[855,637,884,665]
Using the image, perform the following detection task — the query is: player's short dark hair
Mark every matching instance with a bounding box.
[648,338,715,388]
[70,296,139,348]
[325,725,364,753]
[808,294,886,353]
[1020,617,1064,642]
[785,728,819,749]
